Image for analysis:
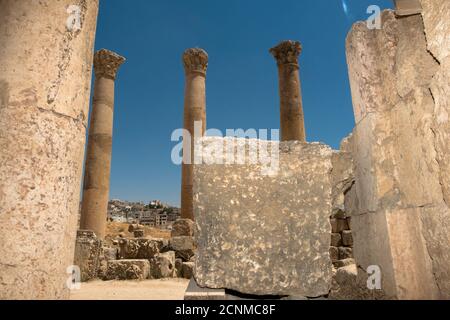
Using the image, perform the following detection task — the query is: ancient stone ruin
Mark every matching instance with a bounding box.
[0,0,448,300]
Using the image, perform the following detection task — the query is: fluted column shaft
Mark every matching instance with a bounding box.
[181,48,208,220]
[80,49,125,239]
[270,40,306,142]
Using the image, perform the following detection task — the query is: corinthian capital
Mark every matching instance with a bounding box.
[270,40,302,66]
[183,48,209,75]
[94,49,126,80]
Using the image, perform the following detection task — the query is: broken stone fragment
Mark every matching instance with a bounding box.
[170,236,196,261]
[150,251,176,279]
[171,219,195,237]
[104,260,150,280]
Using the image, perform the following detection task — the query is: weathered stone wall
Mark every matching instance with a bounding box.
[346,9,450,299]
[193,137,333,297]
[0,0,99,299]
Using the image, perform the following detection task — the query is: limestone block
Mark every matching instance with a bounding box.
[420,0,450,61]
[182,262,195,279]
[429,57,450,206]
[193,137,333,297]
[118,238,166,260]
[346,9,450,299]
[105,260,150,281]
[330,247,339,262]
[329,264,387,300]
[102,247,119,261]
[331,150,354,214]
[336,219,349,232]
[331,233,342,247]
[150,251,176,279]
[170,236,196,261]
[338,247,353,260]
[171,219,195,237]
[334,258,356,269]
[342,230,354,247]
[73,230,102,282]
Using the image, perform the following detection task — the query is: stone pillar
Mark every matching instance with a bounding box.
[181,48,208,220]
[346,10,449,299]
[80,49,125,239]
[270,40,306,142]
[0,0,99,299]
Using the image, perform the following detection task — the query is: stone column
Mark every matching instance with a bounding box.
[0,0,99,299]
[270,40,306,142]
[181,48,208,220]
[80,49,125,239]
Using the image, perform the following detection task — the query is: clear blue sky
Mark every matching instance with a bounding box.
[92,0,393,206]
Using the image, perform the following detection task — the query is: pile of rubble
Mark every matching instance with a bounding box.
[74,219,195,282]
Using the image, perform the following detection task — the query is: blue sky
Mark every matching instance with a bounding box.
[92,0,393,206]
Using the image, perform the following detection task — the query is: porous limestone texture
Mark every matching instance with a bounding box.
[193,137,333,297]
[0,0,99,299]
[105,260,150,281]
[74,230,102,282]
[346,9,450,299]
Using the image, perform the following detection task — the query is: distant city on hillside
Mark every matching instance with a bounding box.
[107,199,180,228]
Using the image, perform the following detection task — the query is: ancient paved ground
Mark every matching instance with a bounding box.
[69,279,190,300]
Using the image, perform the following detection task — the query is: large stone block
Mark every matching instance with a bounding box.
[346,9,450,299]
[193,138,333,297]
[170,236,196,261]
[171,219,195,237]
[104,260,150,281]
[150,251,176,279]
[73,230,102,282]
[118,238,168,260]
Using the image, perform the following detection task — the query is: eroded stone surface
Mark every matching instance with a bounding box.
[105,260,150,281]
[0,0,99,299]
[193,137,333,297]
[73,230,102,282]
[171,219,195,237]
[346,9,450,299]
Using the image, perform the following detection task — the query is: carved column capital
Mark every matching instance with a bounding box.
[270,40,302,67]
[183,48,209,75]
[94,49,126,80]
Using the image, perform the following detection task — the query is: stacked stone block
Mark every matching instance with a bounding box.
[74,219,196,282]
[330,216,354,267]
